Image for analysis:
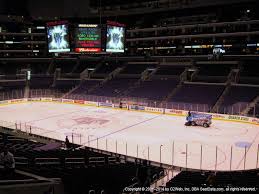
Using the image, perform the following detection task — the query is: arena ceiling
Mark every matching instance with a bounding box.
[0,0,256,20]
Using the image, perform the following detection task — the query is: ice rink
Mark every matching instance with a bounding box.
[0,102,259,171]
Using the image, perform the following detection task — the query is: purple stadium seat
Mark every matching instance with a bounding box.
[127,79,178,101]
[220,86,259,114]
[169,84,225,112]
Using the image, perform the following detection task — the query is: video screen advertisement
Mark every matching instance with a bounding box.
[75,24,102,53]
[106,21,125,53]
[47,21,70,53]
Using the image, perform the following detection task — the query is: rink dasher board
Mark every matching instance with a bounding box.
[0,97,259,126]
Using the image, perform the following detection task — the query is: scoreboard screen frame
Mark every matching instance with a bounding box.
[74,24,102,53]
[46,21,71,53]
[105,21,126,53]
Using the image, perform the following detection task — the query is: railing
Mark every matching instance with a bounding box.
[29,89,65,98]
[66,93,259,117]
[15,157,29,166]
[35,158,61,166]
[0,89,24,100]
[0,89,258,117]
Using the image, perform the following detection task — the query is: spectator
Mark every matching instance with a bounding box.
[44,186,54,194]
[206,172,216,186]
[136,160,151,194]
[0,147,15,178]
[65,136,70,149]
[3,133,8,146]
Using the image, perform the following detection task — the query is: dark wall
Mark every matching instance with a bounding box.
[0,0,6,14]
[27,0,90,19]
[0,0,28,15]
[0,0,257,20]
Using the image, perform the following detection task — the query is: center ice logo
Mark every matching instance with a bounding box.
[57,116,110,129]
[73,117,109,125]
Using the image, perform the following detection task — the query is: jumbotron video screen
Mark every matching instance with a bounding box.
[106,25,125,53]
[47,21,70,53]
[75,24,101,53]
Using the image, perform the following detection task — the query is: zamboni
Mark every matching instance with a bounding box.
[185,111,212,128]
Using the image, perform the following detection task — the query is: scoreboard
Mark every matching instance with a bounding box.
[75,24,101,53]
[46,21,126,54]
[47,21,70,53]
[106,21,125,53]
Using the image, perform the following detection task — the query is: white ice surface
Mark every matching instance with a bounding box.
[0,102,259,171]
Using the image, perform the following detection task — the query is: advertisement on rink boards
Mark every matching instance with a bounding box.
[99,102,113,107]
[84,101,98,106]
[52,98,62,103]
[227,115,249,122]
[129,105,145,111]
[113,102,128,109]
[28,98,41,102]
[74,100,84,104]
[210,113,225,120]
[227,115,259,125]
[0,100,9,105]
[164,108,256,124]
[145,107,164,113]
[9,99,26,104]
[5,99,27,105]
[251,118,259,125]
[165,108,186,116]
[210,113,250,123]
[40,98,53,102]
[62,99,74,103]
